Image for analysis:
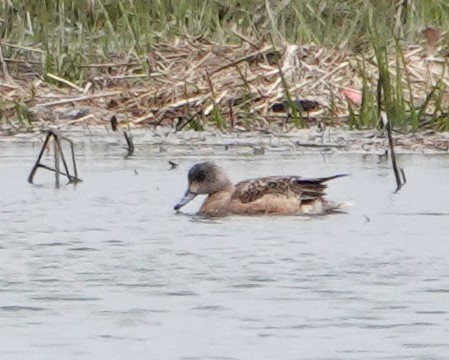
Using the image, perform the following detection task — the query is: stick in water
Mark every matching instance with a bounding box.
[382,111,405,192]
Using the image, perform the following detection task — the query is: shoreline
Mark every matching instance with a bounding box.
[2,39,449,138]
[2,126,449,155]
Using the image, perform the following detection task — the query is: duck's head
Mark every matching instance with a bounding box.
[174,162,231,210]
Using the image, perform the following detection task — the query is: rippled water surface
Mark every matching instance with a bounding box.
[1,142,449,360]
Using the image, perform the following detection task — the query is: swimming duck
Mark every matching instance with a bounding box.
[174,162,347,216]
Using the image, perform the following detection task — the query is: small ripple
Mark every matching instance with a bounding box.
[249,260,276,265]
[126,308,167,314]
[192,305,226,311]
[32,278,60,283]
[0,281,23,286]
[247,276,275,283]
[338,350,373,354]
[32,342,75,348]
[343,270,370,275]
[373,304,409,311]
[31,296,99,302]
[278,285,314,291]
[402,343,449,349]
[97,335,131,340]
[415,310,447,314]
[182,357,239,360]
[388,212,449,217]
[258,333,273,337]
[68,247,99,252]
[424,288,449,293]
[0,305,47,312]
[312,289,353,295]
[290,324,321,329]
[39,264,60,269]
[78,227,107,232]
[95,308,167,315]
[229,283,263,289]
[104,240,124,246]
[370,281,404,286]
[296,252,315,257]
[362,322,435,329]
[347,315,378,321]
[165,290,197,296]
[176,251,202,257]
[37,242,66,247]
[309,273,339,278]
[279,257,295,262]
[240,317,260,323]
[116,282,155,288]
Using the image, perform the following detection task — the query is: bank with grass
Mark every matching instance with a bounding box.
[1,0,449,134]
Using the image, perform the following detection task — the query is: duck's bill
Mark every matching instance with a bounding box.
[174,190,197,210]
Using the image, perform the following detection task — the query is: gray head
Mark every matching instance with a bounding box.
[174,162,232,210]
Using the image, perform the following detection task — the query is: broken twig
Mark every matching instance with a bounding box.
[28,130,82,186]
[124,131,134,157]
[382,112,406,192]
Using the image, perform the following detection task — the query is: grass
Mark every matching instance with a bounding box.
[3,1,449,75]
[2,0,449,131]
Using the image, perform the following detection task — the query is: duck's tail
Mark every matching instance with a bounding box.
[325,200,353,214]
[319,173,350,183]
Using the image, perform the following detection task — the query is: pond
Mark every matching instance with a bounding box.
[1,140,449,360]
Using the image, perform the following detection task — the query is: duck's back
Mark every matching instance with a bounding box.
[229,175,345,215]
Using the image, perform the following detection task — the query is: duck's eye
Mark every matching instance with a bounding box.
[196,170,206,182]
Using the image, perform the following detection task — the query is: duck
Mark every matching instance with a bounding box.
[174,162,348,216]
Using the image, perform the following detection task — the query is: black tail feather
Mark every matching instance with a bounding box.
[293,174,349,186]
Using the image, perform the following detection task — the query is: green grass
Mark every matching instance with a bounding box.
[2,0,449,131]
[3,1,449,76]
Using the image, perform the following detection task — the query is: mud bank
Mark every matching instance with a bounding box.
[1,126,449,155]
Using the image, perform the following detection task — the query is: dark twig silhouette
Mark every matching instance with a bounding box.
[28,130,82,187]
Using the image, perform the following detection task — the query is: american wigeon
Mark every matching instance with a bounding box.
[174,162,347,216]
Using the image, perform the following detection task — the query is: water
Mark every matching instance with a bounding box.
[1,142,449,360]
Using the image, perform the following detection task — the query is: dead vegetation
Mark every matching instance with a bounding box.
[1,36,449,135]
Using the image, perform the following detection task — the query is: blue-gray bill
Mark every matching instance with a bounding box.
[174,190,197,210]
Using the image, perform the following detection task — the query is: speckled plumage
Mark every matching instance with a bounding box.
[174,162,347,216]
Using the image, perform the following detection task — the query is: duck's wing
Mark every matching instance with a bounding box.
[232,174,348,204]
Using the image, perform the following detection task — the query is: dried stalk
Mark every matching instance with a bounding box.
[28,130,82,187]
